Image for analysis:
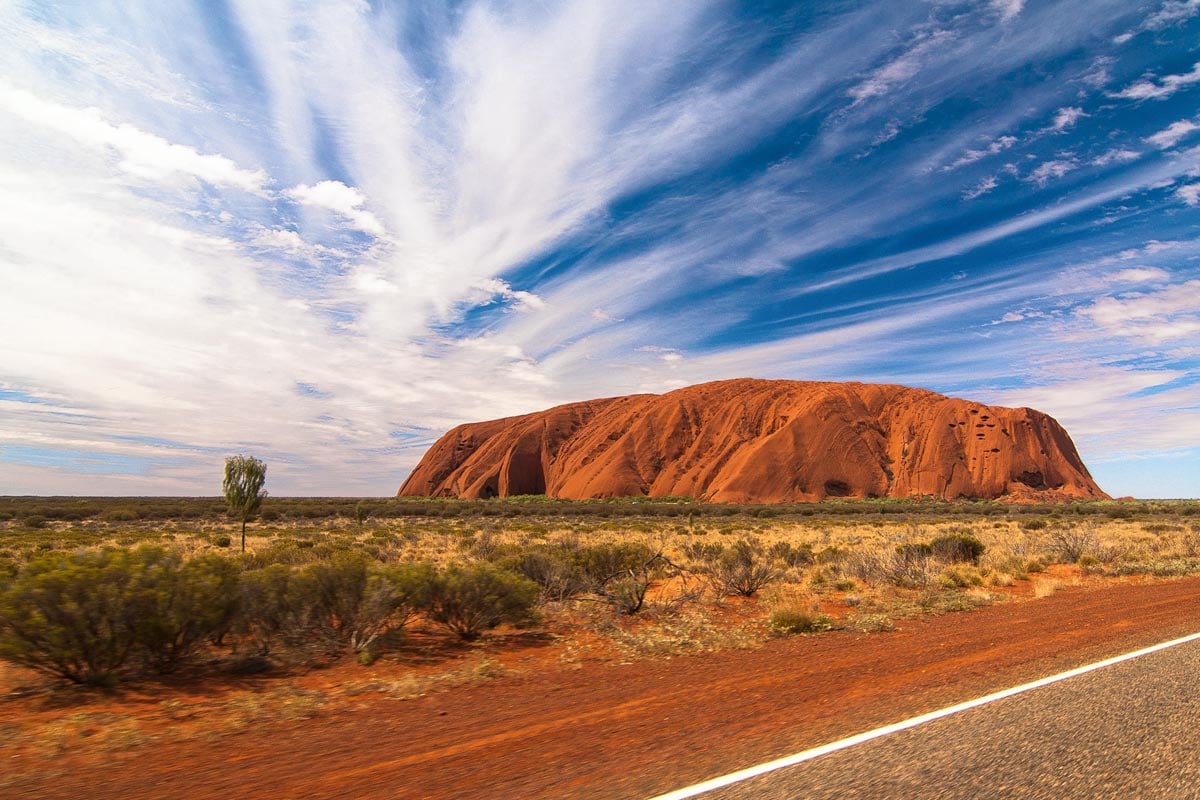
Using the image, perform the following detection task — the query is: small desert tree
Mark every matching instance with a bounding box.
[223,455,267,552]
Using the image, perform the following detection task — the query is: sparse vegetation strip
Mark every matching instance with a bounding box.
[1,496,1197,701]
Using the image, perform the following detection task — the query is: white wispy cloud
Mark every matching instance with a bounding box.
[872,119,903,146]
[1112,1,1200,44]
[1110,267,1171,283]
[986,366,1199,457]
[1112,62,1200,101]
[990,0,1026,23]
[636,345,684,363]
[963,175,999,199]
[0,81,267,193]
[1026,158,1078,185]
[2,13,210,112]
[1050,106,1087,131]
[1146,119,1200,149]
[1076,279,1200,342]
[1119,240,1183,259]
[804,153,1200,297]
[1178,182,1200,205]
[249,227,341,260]
[848,28,955,105]
[1092,148,1141,166]
[1143,0,1200,30]
[286,181,386,237]
[945,135,1018,170]
[1081,57,1114,88]
[462,279,546,313]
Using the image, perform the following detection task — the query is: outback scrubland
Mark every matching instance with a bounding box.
[1,495,1198,772]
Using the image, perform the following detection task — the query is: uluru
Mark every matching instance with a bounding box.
[398,379,1107,503]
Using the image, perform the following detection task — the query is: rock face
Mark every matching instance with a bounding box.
[398,379,1107,502]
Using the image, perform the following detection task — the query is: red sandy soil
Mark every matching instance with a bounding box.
[399,378,1105,503]
[4,572,1198,800]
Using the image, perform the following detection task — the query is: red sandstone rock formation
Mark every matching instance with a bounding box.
[398,379,1107,502]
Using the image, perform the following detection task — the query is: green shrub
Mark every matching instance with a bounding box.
[504,547,589,602]
[213,535,232,548]
[134,552,240,673]
[1047,528,1099,563]
[705,539,781,597]
[577,542,657,586]
[768,606,834,635]
[0,547,167,684]
[850,544,937,588]
[21,515,46,530]
[577,542,662,614]
[897,542,934,559]
[848,612,896,632]
[247,541,320,567]
[769,541,815,567]
[683,541,723,564]
[0,549,134,684]
[930,533,985,564]
[101,507,140,523]
[287,553,433,655]
[604,575,655,615]
[426,563,538,640]
[816,546,847,565]
[937,565,984,589]
[0,547,247,682]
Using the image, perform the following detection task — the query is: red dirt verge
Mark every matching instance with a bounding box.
[5,576,1200,800]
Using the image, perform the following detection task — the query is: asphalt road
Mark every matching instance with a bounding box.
[689,635,1200,799]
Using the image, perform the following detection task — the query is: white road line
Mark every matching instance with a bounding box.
[648,630,1200,800]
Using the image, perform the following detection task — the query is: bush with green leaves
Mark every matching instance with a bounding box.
[769,540,815,568]
[235,563,294,656]
[682,541,723,564]
[0,546,239,684]
[768,605,834,635]
[0,547,144,684]
[502,546,590,602]
[576,542,663,614]
[705,539,781,597]
[101,507,141,523]
[285,553,434,656]
[577,542,656,585]
[929,533,985,564]
[426,563,538,640]
[1047,526,1099,563]
[848,545,936,588]
[134,551,240,673]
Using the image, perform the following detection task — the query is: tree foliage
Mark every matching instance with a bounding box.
[223,454,267,552]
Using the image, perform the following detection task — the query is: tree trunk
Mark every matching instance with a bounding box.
[241,517,247,552]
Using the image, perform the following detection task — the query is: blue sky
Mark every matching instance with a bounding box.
[0,0,1198,498]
